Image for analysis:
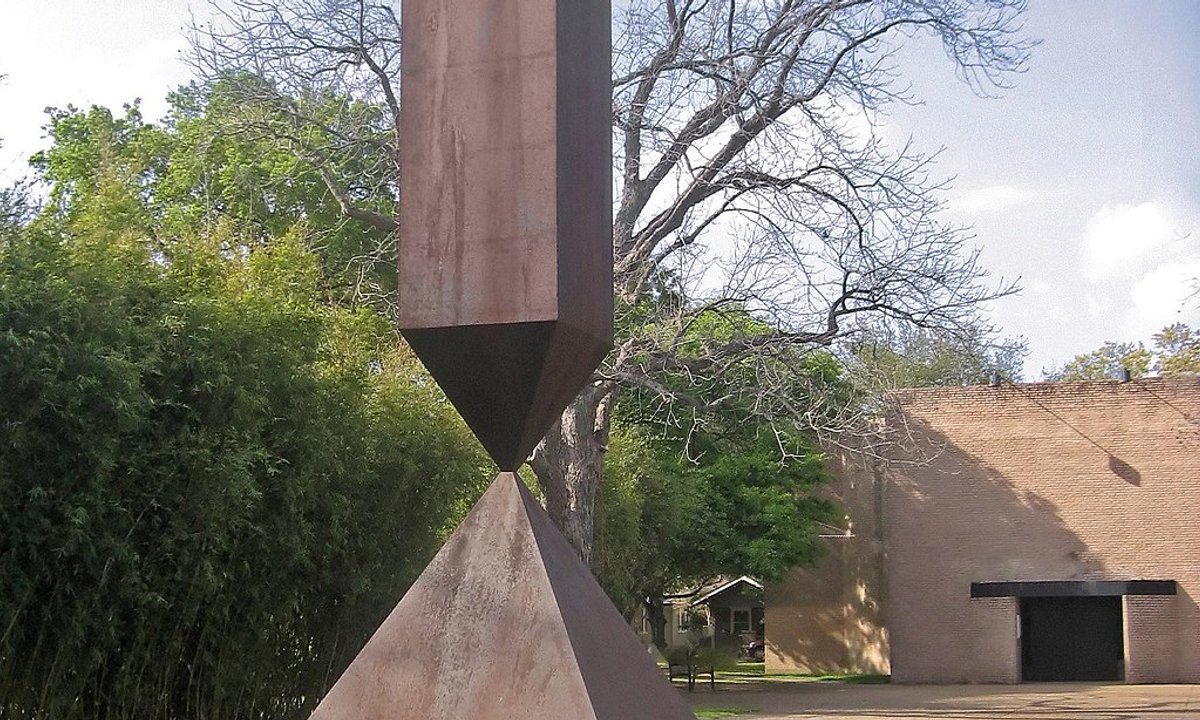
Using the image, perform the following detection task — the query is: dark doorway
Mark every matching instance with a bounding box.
[1020,596,1124,681]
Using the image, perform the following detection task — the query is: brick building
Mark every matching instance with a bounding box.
[766,376,1200,683]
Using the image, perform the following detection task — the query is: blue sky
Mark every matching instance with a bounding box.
[884,1,1200,374]
[1,0,1197,377]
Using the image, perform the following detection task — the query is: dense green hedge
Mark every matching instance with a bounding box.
[0,223,488,719]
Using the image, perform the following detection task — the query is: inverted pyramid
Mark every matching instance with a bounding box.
[403,321,610,470]
[308,472,696,720]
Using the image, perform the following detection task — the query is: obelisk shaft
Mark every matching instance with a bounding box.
[397,0,613,470]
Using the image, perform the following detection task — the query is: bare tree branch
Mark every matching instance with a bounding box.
[187,0,1037,560]
[315,165,397,232]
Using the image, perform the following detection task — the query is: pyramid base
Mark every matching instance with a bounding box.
[309,472,696,720]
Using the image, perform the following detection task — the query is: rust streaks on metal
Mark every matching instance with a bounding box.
[398,0,613,469]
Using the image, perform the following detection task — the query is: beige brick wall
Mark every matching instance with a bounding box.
[885,377,1200,683]
[766,448,889,675]
[1124,595,1179,683]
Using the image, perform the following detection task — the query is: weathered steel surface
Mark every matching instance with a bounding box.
[397,0,612,331]
[308,473,697,720]
[404,321,608,470]
[329,0,681,715]
[397,0,613,468]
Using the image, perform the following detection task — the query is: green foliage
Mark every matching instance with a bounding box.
[692,646,740,671]
[595,418,837,618]
[0,215,487,718]
[847,326,1027,388]
[31,84,397,311]
[0,179,34,237]
[596,304,841,619]
[0,91,488,719]
[1152,323,1200,375]
[694,707,756,719]
[1045,340,1151,381]
[593,425,678,614]
[664,644,738,672]
[1044,323,1198,380]
[679,433,832,583]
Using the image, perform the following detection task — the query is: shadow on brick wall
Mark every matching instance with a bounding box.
[766,449,889,674]
[883,413,1122,682]
[772,378,1200,681]
[890,414,1109,583]
[767,415,1112,680]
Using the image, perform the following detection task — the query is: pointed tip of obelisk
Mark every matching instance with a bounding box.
[309,472,696,720]
[404,322,610,470]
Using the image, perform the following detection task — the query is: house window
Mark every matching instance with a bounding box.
[678,607,707,631]
[732,609,751,634]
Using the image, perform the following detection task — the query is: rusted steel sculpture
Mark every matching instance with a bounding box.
[397,0,613,470]
[307,0,696,718]
[309,474,696,719]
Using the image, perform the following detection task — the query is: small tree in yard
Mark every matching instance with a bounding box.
[596,415,839,649]
[190,0,1035,563]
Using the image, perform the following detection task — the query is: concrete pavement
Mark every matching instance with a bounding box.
[685,681,1200,719]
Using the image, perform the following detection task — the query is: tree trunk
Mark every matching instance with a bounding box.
[644,593,668,650]
[528,382,615,568]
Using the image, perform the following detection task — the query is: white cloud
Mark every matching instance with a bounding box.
[0,0,202,182]
[1084,294,1108,320]
[1126,258,1200,333]
[1080,202,1176,281]
[951,185,1035,215]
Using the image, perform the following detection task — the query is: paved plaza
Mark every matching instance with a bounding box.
[685,681,1200,720]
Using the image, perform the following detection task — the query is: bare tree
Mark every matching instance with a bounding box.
[191,0,1034,564]
[530,0,1032,563]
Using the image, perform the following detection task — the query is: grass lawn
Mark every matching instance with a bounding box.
[676,663,888,718]
[693,707,757,719]
[797,672,890,684]
[690,662,889,685]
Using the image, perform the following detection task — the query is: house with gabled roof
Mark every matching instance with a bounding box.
[635,576,764,652]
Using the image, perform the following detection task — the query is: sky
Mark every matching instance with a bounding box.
[1,0,1197,378]
[881,1,1200,375]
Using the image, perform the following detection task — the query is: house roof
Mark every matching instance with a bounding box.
[659,575,764,606]
[689,576,762,607]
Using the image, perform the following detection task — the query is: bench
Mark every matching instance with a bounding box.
[667,661,715,691]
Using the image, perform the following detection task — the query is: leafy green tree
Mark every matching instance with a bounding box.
[0,179,31,238]
[1044,324,1198,380]
[1044,341,1151,381]
[847,325,1027,388]
[593,425,681,617]
[1152,323,1200,375]
[593,326,842,647]
[595,417,836,649]
[0,112,35,237]
[159,79,399,308]
[1,113,487,720]
[32,88,397,313]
